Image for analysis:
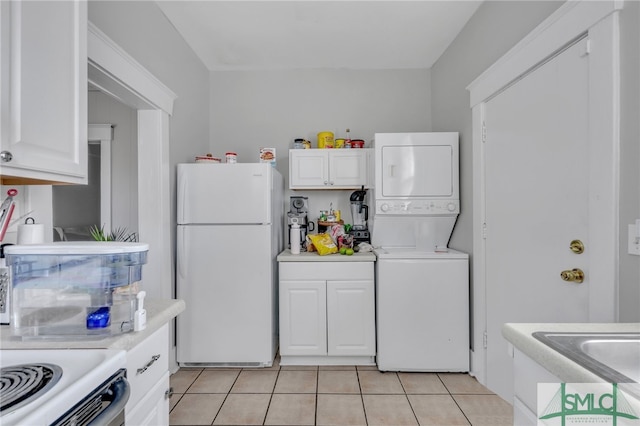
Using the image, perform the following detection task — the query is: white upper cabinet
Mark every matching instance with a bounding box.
[0,1,88,185]
[289,149,371,189]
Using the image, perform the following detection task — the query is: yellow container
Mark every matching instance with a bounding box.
[317,131,334,149]
[335,138,345,149]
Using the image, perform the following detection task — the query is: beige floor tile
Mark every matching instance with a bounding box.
[213,393,271,425]
[281,365,319,370]
[362,394,418,426]
[318,370,361,394]
[408,394,470,425]
[359,370,405,394]
[453,394,513,426]
[188,369,240,393]
[170,369,202,393]
[319,365,357,370]
[438,373,494,394]
[170,393,225,425]
[274,370,317,393]
[316,394,367,426]
[169,392,182,411]
[398,372,449,394]
[264,393,316,425]
[356,365,379,371]
[231,370,278,393]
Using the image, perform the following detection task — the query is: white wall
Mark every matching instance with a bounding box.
[88,1,210,301]
[431,0,640,321]
[209,68,431,220]
[430,0,564,255]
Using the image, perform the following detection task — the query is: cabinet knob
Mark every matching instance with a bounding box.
[165,387,174,399]
[0,151,13,163]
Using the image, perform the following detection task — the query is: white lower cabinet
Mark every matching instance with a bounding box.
[279,261,375,365]
[125,324,171,425]
[512,348,561,426]
[126,372,170,426]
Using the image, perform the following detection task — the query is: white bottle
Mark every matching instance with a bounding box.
[290,224,301,255]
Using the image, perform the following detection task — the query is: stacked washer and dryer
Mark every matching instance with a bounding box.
[371,132,469,372]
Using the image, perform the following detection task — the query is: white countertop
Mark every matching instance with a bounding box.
[0,299,185,351]
[278,249,376,262]
[502,322,640,383]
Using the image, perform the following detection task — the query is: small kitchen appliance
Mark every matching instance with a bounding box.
[4,242,148,339]
[287,196,313,249]
[349,188,370,244]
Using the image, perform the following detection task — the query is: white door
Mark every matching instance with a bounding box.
[279,280,327,356]
[177,163,272,224]
[176,224,273,364]
[483,38,591,400]
[326,280,375,356]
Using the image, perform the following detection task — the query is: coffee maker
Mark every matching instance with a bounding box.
[287,196,314,249]
[349,187,370,244]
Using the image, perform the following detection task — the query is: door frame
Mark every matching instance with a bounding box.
[88,123,113,233]
[87,21,177,303]
[466,0,621,386]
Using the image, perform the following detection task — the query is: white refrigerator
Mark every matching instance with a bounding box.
[176,163,284,367]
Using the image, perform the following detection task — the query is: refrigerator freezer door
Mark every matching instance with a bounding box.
[178,163,273,224]
[176,224,277,365]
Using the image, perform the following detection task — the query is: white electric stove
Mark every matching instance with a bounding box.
[0,348,129,426]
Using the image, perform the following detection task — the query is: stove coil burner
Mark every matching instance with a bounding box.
[0,363,63,415]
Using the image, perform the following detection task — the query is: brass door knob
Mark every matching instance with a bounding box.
[560,268,584,283]
[570,240,584,254]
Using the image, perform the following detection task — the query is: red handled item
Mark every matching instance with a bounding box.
[0,189,18,241]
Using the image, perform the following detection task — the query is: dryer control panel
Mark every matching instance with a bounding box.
[375,199,459,215]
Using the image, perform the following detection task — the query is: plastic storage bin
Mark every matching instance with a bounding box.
[5,242,149,339]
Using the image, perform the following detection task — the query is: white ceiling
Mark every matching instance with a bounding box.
[157,1,482,71]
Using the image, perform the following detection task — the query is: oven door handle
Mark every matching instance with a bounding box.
[87,376,130,426]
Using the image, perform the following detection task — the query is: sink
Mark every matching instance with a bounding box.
[533,332,640,383]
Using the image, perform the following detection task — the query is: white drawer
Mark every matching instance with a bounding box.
[126,324,169,410]
[280,261,374,281]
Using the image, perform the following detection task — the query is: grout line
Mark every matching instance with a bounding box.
[261,367,280,426]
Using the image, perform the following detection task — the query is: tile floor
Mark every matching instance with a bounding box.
[169,356,513,426]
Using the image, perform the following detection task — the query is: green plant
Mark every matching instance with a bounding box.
[89,224,138,242]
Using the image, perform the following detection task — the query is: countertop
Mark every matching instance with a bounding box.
[0,299,185,351]
[278,249,376,262]
[502,322,640,383]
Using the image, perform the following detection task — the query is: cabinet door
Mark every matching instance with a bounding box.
[326,280,375,356]
[279,280,327,355]
[126,372,170,426]
[0,1,87,184]
[328,150,367,188]
[289,150,328,188]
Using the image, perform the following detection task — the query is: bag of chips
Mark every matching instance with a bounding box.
[307,233,338,256]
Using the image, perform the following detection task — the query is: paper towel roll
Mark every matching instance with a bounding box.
[17,218,45,244]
